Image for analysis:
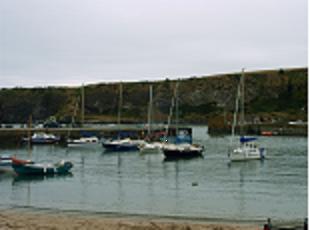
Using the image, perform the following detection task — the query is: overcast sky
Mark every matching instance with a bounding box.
[0,0,307,87]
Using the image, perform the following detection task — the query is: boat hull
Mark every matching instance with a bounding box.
[23,138,60,144]
[12,159,73,176]
[67,137,99,148]
[0,158,11,167]
[67,142,99,148]
[102,143,139,152]
[229,147,266,162]
[31,139,60,144]
[139,143,163,154]
[0,156,12,172]
[163,149,203,160]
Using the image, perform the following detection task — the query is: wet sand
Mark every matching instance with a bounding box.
[0,210,261,230]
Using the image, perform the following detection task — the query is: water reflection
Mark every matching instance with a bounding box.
[227,160,266,219]
[0,135,307,221]
[12,173,73,185]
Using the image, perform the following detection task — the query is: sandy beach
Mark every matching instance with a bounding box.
[0,210,261,230]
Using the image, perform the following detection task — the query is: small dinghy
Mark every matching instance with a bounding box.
[67,136,99,148]
[0,155,12,172]
[0,155,12,167]
[11,157,73,176]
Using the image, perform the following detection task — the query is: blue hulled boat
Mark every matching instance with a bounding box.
[22,132,60,144]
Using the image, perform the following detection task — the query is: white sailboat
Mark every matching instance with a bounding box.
[139,85,164,154]
[228,69,266,161]
[66,84,100,148]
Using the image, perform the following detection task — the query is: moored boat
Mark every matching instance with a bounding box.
[102,138,142,152]
[11,157,73,175]
[162,143,204,160]
[0,155,12,167]
[229,137,266,161]
[161,82,204,160]
[139,142,163,154]
[229,69,266,162]
[67,136,99,147]
[0,155,12,172]
[23,132,60,144]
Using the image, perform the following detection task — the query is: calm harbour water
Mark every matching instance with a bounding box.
[0,127,307,221]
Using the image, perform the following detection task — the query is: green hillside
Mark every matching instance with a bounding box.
[0,68,307,126]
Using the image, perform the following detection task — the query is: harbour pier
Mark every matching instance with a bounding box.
[0,124,192,146]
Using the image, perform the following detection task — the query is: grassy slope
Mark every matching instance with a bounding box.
[0,68,307,125]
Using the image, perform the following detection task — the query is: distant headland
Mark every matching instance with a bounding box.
[0,67,307,135]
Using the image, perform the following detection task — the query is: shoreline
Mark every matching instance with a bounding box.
[0,209,262,230]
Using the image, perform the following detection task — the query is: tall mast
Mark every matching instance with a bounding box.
[147,85,153,136]
[117,82,123,139]
[231,84,241,141]
[175,81,179,135]
[240,68,245,136]
[27,114,32,154]
[165,83,176,140]
[81,83,85,127]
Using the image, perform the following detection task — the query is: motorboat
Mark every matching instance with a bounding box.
[11,157,73,175]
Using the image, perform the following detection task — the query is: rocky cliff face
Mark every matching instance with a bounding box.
[0,68,307,124]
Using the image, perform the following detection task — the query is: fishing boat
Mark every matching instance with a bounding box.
[11,157,73,175]
[162,143,203,160]
[22,132,60,144]
[228,69,266,162]
[162,82,204,160]
[67,136,99,147]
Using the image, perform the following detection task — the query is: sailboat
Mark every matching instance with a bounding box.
[228,69,266,161]
[162,82,204,160]
[139,85,164,154]
[102,83,144,152]
[66,84,100,148]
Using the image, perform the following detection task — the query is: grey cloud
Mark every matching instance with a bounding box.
[0,0,307,87]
